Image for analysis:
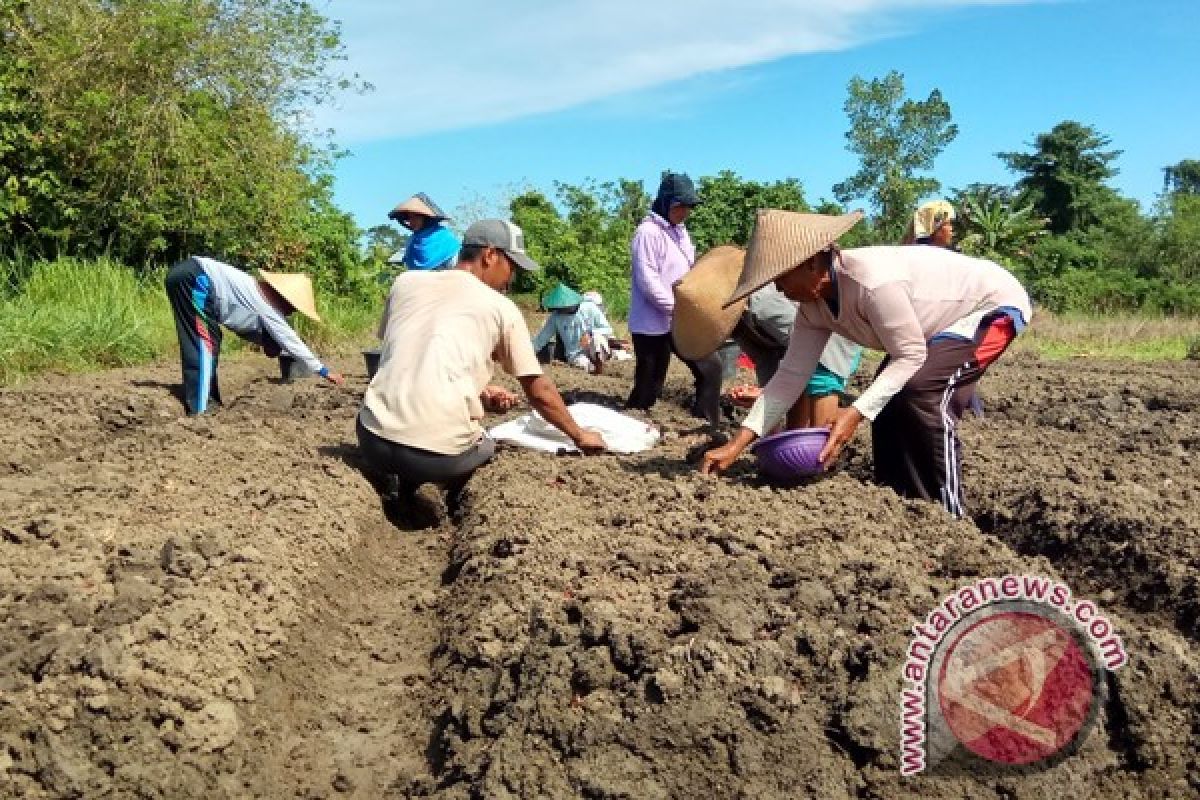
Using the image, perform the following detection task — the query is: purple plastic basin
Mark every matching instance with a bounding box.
[750,427,829,480]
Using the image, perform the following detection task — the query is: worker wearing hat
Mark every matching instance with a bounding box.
[531,282,616,373]
[700,209,1032,518]
[903,199,956,248]
[672,246,862,431]
[164,257,345,415]
[359,219,606,515]
[387,192,462,270]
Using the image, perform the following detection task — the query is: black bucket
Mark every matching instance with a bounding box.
[278,355,310,383]
[363,349,381,380]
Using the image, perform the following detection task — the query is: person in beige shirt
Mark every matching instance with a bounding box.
[358,219,605,514]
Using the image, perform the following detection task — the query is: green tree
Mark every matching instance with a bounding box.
[686,170,808,252]
[832,71,958,240]
[998,121,1122,235]
[954,186,1048,263]
[1159,193,1200,283]
[2,0,358,275]
[364,224,407,267]
[1163,159,1200,196]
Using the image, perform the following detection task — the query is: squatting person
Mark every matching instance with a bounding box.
[357,219,606,512]
[701,209,1032,517]
[672,245,862,431]
[164,256,345,415]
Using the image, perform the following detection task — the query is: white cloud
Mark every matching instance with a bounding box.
[315,0,1040,143]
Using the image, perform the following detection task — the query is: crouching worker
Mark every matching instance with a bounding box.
[674,246,863,431]
[701,210,1032,518]
[357,220,607,513]
[164,257,345,415]
[532,283,617,374]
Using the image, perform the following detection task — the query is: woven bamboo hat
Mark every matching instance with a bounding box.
[724,209,863,307]
[388,192,449,223]
[259,271,321,322]
[671,246,747,359]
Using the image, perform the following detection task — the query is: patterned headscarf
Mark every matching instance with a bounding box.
[911,200,956,240]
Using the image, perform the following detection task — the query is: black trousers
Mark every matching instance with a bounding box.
[356,415,495,496]
[625,332,722,426]
[872,314,1016,518]
[165,259,223,415]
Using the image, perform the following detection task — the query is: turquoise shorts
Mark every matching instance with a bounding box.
[804,350,863,398]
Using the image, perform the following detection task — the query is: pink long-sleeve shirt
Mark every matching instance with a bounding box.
[628,212,695,335]
[744,246,1032,434]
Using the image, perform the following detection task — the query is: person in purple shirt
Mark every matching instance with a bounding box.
[625,173,723,429]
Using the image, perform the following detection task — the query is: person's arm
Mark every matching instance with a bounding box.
[258,306,345,386]
[701,323,829,475]
[851,284,927,420]
[816,284,926,465]
[631,229,675,315]
[585,304,614,337]
[530,314,555,353]
[495,301,604,452]
[518,374,604,453]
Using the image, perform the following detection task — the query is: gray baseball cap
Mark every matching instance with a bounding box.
[462,219,540,272]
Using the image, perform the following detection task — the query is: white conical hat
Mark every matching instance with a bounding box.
[725,209,863,307]
[259,271,321,322]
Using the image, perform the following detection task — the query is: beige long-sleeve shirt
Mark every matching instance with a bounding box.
[743,246,1032,434]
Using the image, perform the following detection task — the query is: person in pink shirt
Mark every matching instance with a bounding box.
[702,209,1032,517]
[625,172,723,428]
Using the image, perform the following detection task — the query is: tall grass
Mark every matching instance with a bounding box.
[0,258,177,383]
[0,258,382,384]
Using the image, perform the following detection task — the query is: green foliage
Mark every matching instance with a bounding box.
[0,257,176,382]
[510,172,813,318]
[1163,159,1200,196]
[510,180,644,317]
[0,0,360,281]
[998,121,1122,235]
[1160,193,1200,283]
[833,70,958,240]
[955,186,1048,263]
[686,170,808,251]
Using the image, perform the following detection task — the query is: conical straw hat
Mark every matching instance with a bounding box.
[671,246,747,359]
[543,283,583,310]
[259,271,321,322]
[388,192,449,222]
[724,209,863,307]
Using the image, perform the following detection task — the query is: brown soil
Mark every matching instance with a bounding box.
[0,351,1197,799]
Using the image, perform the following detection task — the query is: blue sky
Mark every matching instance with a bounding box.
[318,0,1199,231]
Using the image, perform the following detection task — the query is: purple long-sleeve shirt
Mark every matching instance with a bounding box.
[628,212,696,335]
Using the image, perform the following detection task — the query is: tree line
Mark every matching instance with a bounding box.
[509,73,1199,315]
[2,4,1196,317]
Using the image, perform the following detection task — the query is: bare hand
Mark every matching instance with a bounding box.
[481,385,520,412]
[701,442,741,476]
[727,384,761,409]
[324,371,346,387]
[818,406,863,466]
[574,429,607,454]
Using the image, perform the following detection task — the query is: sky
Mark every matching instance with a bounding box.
[316,0,1200,231]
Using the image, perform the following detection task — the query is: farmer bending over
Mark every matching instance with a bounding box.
[358,219,606,512]
[702,210,1032,518]
[164,257,345,415]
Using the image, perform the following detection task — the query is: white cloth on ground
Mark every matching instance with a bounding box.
[488,403,660,454]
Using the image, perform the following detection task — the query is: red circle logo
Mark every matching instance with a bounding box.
[936,610,1097,765]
